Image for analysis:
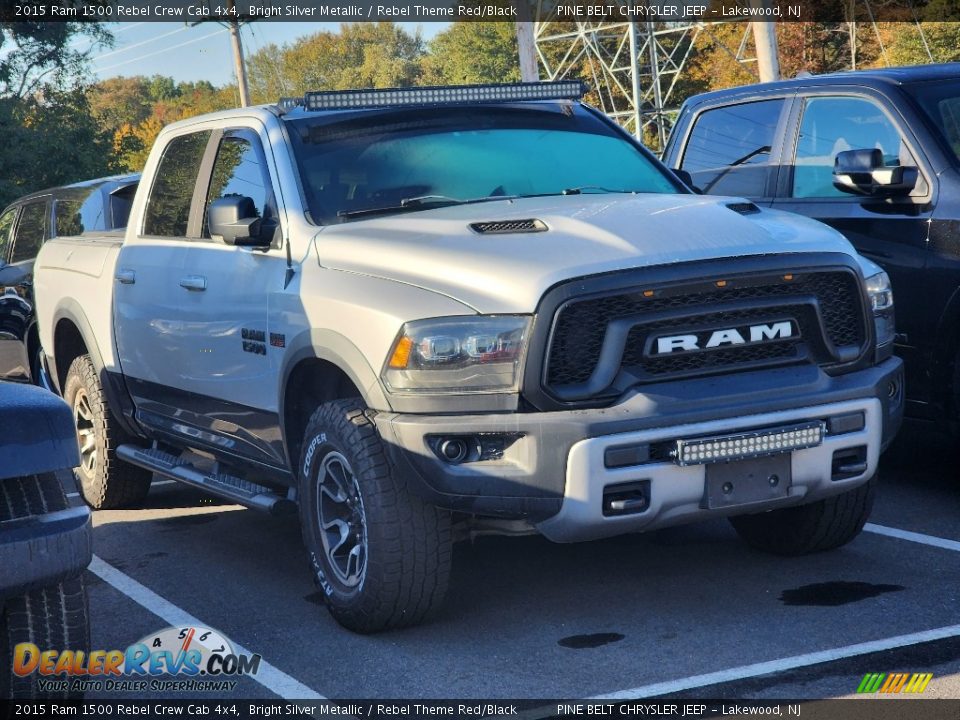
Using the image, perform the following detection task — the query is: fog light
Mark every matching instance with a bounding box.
[438,438,470,464]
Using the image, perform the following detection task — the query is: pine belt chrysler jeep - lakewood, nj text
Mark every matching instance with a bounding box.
[33,82,904,632]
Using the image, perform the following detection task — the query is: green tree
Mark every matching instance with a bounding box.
[246,22,424,103]
[423,22,520,84]
[886,22,960,65]
[0,89,118,207]
[1,11,112,99]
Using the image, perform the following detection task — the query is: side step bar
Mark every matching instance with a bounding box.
[116,445,296,517]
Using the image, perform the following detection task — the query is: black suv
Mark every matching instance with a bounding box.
[0,174,139,384]
[663,63,960,428]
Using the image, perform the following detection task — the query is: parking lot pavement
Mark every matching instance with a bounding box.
[62,424,960,701]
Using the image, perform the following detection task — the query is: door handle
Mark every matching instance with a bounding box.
[179,275,207,291]
[115,269,136,285]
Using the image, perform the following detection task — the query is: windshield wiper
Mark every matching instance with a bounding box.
[560,186,641,195]
[337,194,517,220]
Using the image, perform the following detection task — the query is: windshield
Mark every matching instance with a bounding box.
[905,79,960,163]
[284,104,680,223]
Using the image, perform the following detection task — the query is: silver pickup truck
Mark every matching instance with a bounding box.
[34,82,903,633]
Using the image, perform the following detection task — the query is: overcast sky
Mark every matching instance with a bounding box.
[85,22,447,86]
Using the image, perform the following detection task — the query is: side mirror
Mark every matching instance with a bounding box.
[671,168,701,194]
[833,149,917,197]
[207,195,266,247]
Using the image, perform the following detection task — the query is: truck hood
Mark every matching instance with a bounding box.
[314,194,859,314]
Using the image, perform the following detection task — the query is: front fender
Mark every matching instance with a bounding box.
[0,383,79,479]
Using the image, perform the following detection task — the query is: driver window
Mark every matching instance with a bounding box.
[203,133,275,239]
[792,96,914,198]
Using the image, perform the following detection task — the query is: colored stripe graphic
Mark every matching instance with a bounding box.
[857,673,886,693]
[857,672,932,693]
[904,673,933,693]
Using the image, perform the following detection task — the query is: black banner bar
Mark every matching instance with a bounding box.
[3,0,960,23]
[3,700,960,720]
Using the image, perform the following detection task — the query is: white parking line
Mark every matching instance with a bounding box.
[591,623,960,699]
[864,523,960,553]
[88,556,325,700]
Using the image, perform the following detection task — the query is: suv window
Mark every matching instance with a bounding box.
[10,201,47,263]
[0,207,16,262]
[203,133,275,239]
[55,187,105,237]
[792,96,910,199]
[143,131,211,237]
[679,99,784,197]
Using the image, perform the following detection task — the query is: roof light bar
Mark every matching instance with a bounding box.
[675,421,825,466]
[290,81,586,112]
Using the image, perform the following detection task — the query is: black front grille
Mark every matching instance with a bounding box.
[544,270,867,392]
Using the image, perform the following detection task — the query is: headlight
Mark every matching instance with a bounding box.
[382,316,531,394]
[865,270,895,359]
[865,270,893,312]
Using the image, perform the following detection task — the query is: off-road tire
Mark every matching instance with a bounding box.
[298,398,452,633]
[729,477,876,555]
[63,354,151,509]
[0,472,90,699]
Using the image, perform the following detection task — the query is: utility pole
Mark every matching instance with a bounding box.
[227,0,250,107]
[749,0,781,83]
[190,0,251,108]
[515,22,539,82]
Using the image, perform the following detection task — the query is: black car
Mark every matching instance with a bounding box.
[0,174,140,384]
[663,63,960,429]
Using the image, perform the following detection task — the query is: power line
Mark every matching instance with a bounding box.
[91,26,188,62]
[95,28,229,73]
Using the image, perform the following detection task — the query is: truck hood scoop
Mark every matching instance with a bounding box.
[469,219,547,234]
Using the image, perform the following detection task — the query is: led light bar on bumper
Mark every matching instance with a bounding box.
[675,421,825,466]
[382,316,531,394]
[298,81,587,111]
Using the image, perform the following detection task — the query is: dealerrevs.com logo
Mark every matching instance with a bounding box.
[13,625,261,694]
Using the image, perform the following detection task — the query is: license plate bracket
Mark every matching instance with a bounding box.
[705,453,791,509]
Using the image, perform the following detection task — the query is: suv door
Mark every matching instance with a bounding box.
[0,199,49,381]
[770,92,935,408]
[113,130,211,424]
[175,127,289,468]
[0,205,25,380]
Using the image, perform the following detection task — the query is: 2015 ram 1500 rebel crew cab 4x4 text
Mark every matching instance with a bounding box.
[33,82,904,633]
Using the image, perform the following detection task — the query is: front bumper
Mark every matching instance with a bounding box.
[375,357,903,540]
[0,505,93,599]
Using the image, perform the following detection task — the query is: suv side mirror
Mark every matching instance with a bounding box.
[208,195,267,247]
[833,149,917,197]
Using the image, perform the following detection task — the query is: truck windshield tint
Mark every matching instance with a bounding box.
[284,105,679,223]
[906,80,960,163]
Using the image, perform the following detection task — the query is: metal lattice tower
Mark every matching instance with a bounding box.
[534,19,758,152]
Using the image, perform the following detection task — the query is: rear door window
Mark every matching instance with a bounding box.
[143,131,212,237]
[680,99,785,197]
[10,201,48,263]
[0,207,17,262]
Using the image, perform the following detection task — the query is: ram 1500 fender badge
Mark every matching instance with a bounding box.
[648,320,798,356]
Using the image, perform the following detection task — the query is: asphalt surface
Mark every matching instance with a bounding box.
[60,421,960,702]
